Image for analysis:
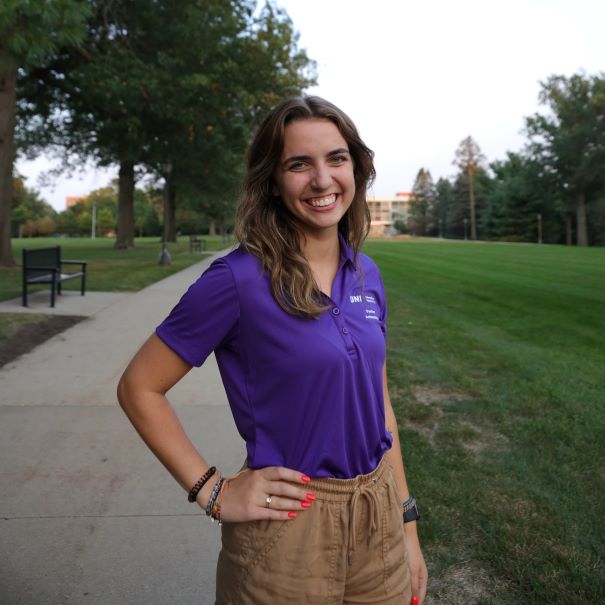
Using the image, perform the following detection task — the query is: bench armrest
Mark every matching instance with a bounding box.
[61,260,87,267]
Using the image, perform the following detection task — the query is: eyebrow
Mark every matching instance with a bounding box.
[281,148,351,167]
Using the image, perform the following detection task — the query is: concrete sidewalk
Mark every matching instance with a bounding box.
[0,250,245,605]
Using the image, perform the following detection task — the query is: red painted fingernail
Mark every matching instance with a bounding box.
[288,511,297,519]
[411,596,419,605]
[301,501,311,509]
[306,493,316,501]
[301,475,310,483]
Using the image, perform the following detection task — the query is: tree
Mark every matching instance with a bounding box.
[17,0,180,248]
[96,207,115,236]
[407,168,435,236]
[484,152,564,243]
[525,73,605,246]
[434,177,455,238]
[134,188,161,237]
[453,136,486,240]
[17,0,316,251]
[11,175,56,237]
[0,0,89,265]
[56,206,80,236]
[85,185,118,218]
[448,166,491,240]
[150,0,316,243]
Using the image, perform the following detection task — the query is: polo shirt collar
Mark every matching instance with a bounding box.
[338,231,357,270]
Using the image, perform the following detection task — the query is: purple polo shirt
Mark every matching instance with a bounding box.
[156,236,393,478]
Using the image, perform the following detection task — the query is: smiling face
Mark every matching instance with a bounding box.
[272,118,356,238]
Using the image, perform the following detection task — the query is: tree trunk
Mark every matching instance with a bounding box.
[167,184,177,243]
[468,168,477,240]
[576,192,588,247]
[565,215,572,246]
[115,159,135,249]
[0,63,17,267]
[209,220,216,236]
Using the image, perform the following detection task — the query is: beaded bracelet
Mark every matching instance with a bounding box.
[205,477,224,518]
[187,466,216,503]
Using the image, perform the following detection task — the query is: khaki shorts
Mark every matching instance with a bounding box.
[216,456,411,604]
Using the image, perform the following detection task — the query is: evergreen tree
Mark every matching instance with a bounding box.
[449,167,490,240]
[408,168,435,236]
[434,178,454,238]
[484,152,563,243]
[453,136,486,240]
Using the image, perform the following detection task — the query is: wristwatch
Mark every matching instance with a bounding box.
[402,496,420,523]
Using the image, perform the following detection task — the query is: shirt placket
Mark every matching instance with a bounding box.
[327,259,358,359]
[328,304,356,356]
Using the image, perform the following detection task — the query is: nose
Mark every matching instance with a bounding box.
[311,163,332,190]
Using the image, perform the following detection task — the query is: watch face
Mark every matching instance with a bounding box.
[403,504,420,523]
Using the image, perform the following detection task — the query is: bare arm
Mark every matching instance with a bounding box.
[117,333,311,519]
[117,333,223,507]
[383,361,428,604]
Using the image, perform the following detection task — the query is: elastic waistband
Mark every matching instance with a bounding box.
[304,456,390,502]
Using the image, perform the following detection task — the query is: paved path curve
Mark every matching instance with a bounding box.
[0,250,244,605]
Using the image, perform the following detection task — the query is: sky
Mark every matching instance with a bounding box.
[15,0,605,212]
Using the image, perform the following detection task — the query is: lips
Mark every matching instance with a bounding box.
[303,193,338,209]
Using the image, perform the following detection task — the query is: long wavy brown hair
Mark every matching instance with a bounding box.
[235,96,375,319]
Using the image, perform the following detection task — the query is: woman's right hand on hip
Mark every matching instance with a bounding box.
[210,466,315,522]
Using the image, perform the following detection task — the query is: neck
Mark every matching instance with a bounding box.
[299,228,341,265]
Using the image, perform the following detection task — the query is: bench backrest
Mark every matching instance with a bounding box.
[23,246,61,279]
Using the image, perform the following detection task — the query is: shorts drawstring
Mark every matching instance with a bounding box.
[348,476,381,557]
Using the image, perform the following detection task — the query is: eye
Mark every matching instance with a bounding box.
[330,154,349,164]
[288,161,306,171]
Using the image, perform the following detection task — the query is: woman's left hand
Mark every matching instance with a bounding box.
[405,522,428,604]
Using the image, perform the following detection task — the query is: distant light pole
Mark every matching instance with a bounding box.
[463,218,468,240]
[91,200,97,239]
[158,161,173,266]
[537,213,543,244]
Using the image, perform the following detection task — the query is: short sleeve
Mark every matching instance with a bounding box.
[155,259,239,367]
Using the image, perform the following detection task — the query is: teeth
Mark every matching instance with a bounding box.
[308,194,336,207]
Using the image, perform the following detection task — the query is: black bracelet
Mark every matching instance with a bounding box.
[187,466,216,503]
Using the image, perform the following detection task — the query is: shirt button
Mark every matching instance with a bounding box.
[342,327,349,335]
[332,307,340,316]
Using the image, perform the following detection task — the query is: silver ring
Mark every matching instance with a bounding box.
[265,496,272,508]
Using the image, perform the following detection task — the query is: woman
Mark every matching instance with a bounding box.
[118,96,427,604]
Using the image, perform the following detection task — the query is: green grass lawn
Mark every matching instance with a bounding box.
[0,235,232,302]
[363,238,605,604]
[2,234,603,601]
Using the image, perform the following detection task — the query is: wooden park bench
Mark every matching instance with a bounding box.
[22,246,87,308]
[189,234,207,253]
